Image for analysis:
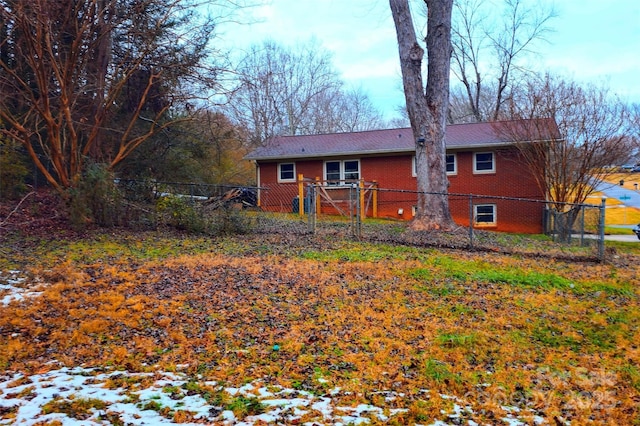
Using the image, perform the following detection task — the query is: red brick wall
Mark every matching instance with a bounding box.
[256,148,545,233]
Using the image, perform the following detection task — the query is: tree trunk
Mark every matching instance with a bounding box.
[389,0,454,231]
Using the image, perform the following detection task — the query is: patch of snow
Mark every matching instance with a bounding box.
[0,271,41,306]
[0,366,551,425]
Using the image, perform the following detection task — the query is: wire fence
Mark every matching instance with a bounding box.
[115,179,608,261]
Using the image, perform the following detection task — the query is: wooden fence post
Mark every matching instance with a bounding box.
[372,181,378,218]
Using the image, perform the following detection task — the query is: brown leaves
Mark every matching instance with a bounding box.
[1,231,639,423]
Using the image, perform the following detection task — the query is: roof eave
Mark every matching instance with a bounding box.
[245,147,416,161]
[245,138,558,161]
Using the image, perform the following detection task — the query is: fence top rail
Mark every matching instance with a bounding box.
[302,178,378,186]
[371,187,602,209]
[115,179,267,190]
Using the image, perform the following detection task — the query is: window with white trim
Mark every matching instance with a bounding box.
[412,154,457,176]
[473,152,495,174]
[446,154,457,175]
[278,163,296,182]
[324,160,360,185]
[474,204,496,225]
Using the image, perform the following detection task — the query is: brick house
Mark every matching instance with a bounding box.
[245,119,561,233]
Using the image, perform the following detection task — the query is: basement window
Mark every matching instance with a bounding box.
[474,204,497,226]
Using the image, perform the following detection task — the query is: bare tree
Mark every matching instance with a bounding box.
[305,87,386,134]
[0,0,224,192]
[449,0,556,123]
[389,0,455,231]
[496,73,633,240]
[228,39,385,145]
[630,103,640,151]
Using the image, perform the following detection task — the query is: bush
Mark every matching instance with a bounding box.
[156,195,254,235]
[208,204,254,235]
[156,194,207,233]
[0,140,29,200]
[68,163,124,229]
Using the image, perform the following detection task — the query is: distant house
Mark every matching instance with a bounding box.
[245,119,561,233]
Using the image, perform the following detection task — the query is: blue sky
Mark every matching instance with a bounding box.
[216,0,640,120]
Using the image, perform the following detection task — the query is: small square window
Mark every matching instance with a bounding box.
[474,204,496,225]
[278,163,295,182]
[474,152,495,174]
[446,154,457,175]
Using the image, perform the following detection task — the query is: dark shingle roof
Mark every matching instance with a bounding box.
[245,118,560,161]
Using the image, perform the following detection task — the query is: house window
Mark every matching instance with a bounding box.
[474,152,495,174]
[344,160,360,180]
[446,154,457,175]
[412,155,457,176]
[278,163,296,182]
[474,204,496,225]
[324,160,360,185]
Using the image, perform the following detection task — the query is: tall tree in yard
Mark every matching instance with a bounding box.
[0,0,219,192]
[389,0,455,230]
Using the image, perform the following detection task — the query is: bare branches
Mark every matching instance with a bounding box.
[0,0,232,190]
[449,0,556,122]
[499,74,632,208]
[228,40,384,144]
[0,191,35,227]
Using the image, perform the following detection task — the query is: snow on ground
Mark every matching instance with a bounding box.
[0,366,546,425]
[0,271,42,307]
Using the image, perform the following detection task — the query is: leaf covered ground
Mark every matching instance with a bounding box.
[1,224,639,425]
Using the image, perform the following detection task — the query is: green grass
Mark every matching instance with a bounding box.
[408,255,574,291]
[604,226,636,235]
[436,332,478,348]
[471,269,572,291]
[225,396,265,420]
[300,242,429,263]
[0,232,214,270]
[423,359,459,384]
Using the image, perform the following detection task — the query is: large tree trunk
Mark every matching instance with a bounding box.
[389,0,454,231]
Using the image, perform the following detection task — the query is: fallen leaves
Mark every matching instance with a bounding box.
[1,229,639,424]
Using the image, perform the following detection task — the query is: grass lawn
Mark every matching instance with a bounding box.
[1,227,639,425]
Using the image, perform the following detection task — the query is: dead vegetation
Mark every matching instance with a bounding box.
[1,191,639,424]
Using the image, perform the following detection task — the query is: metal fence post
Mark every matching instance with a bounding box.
[580,204,585,246]
[468,194,474,248]
[308,184,316,234]
[355,183,362,239]
[598,197,606,261]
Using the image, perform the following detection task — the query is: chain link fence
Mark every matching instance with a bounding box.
[115,179,608,261]
[255,181,607,261]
